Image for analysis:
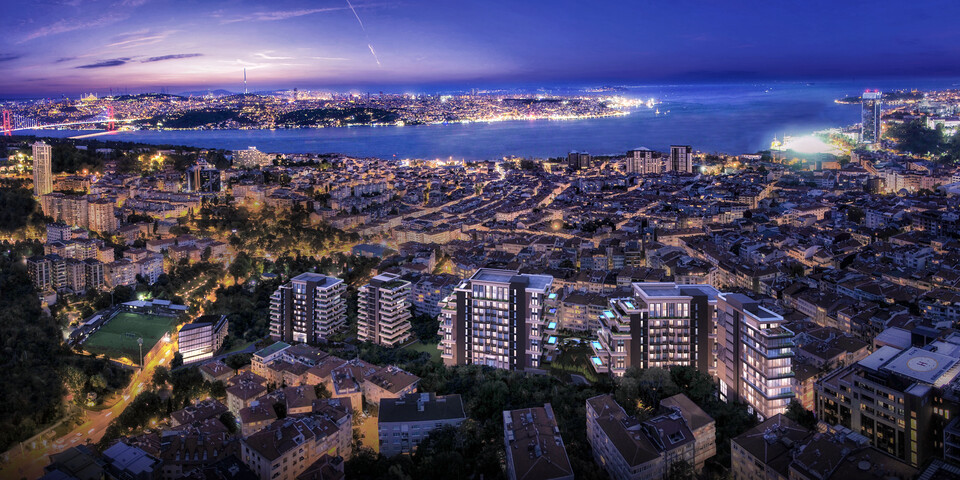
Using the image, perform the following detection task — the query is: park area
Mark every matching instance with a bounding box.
[82,312,178,363]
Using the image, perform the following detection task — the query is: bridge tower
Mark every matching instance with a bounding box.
[1,110,11,136]
[107,105,115,132]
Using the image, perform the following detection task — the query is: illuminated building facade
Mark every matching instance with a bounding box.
[358,273,413,347]
[590,283,719,377]
[716,293,795,421]
[270,273,347,343]
[438,268,554,370]
[861,90,882,144]
[32,141,53,197]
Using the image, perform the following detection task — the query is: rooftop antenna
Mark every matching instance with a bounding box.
[244,68,248,94]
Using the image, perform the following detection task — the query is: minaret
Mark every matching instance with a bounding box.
[243,68,247,94]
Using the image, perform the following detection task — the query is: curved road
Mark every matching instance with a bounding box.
[0,342,175,480]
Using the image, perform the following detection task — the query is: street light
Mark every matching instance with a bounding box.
[138,337,144,369]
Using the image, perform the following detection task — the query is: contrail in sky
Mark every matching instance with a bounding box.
[345,0,365,30]
[367,44,381,66]
[345,0,381,67]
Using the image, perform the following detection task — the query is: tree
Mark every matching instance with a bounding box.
[785,400,818,430]
[219,411,238,433]
[315,383,331,399]
[171,352,183,369]
[229,251,253,282]
[637,367,679,408]
[152,366,171,389]
[669,366,714,405]
[846,206,865,224]
[667,459,694,480]
[225,353,252,370]
[89,374,108,391]
[209,380,227,399]
[62,365,88,397]
[410,313,440,344]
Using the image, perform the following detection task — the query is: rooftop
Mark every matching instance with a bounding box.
[379,393,466,423]
[634,282,719,300]
[291,272,343,289]
[503,404,573,480]
[254,341,291,359]
[881,346,960,387]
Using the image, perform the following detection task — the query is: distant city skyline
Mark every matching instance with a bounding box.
[3,0,960,96]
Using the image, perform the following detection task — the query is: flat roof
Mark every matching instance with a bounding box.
[254,341,291,359]
[525,274,553,292]
[379,393,465,423]
[635,282,719,300]
[858,345,902,371]
[882,347,960,386]
[292,272,342,288]
[471,268,519,284]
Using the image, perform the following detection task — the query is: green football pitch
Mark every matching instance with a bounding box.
[83,312,177,362]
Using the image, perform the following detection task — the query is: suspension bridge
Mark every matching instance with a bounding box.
[1,106,140,137]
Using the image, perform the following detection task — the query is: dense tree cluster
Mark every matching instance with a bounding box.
[0,247,68,450]
[0,182,47,239]
[342,340,757,480]
[886,119,960,162]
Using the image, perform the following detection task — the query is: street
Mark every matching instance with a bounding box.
[0,342,175,480]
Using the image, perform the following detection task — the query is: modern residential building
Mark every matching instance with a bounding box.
[410,273,459,318]
[87,199,118,233]
[668,145,693,173]
[945,417,960,465]
[438,268,554,370]
[186,160,221,192]
[378,393,466,457]
[716,293,795,421]
[233,146,272,168]
[815,334,960,467]
[590,283,720,377]
[861,90,883,144]
[40,193,117,233]
[177,314,228,364]
[270,273,347,343]
[558,291,608,332]
[586,393,715,480]
[27,254,60,292]
[357,273,413,347]
[731,414,917,480]
[33,141,53,197]
[568,150,592,170]
[626,148,660,175]
[503,403,573,480]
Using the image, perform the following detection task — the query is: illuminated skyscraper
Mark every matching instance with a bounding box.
[32,141,53,196]
[861,90,882,144]
[669,145,694,173]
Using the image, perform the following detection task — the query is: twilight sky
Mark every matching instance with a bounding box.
[2,0,960,95]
